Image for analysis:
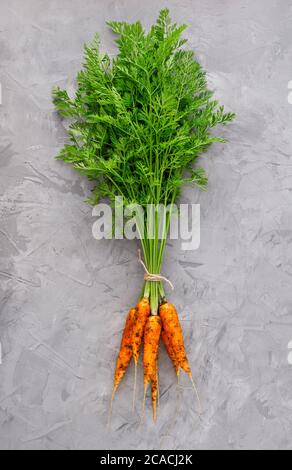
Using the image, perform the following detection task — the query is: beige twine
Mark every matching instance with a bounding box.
[138,249,174,290]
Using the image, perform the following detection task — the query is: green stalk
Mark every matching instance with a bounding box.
[53,10,235,316]
[140,199,175,314]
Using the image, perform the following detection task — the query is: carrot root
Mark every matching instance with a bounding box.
[111,300,201,421]
[160,302,202,413]
[162,328,179,376]
[132,363,137,412]
[132,297,150,366]
[143,315,162,421]
[151,375,158,422]
[113,307,137,393]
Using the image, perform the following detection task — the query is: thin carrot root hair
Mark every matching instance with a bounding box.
[141,382,147,426]
[174,372,182,425]
[188,373,202,415]
[107,387,115,429]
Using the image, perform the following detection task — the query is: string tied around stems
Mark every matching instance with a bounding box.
[138,249,174,291]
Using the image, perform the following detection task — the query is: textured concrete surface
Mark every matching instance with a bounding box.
[1,0,292,450]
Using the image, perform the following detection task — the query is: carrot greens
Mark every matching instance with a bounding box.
[53,9,234,419]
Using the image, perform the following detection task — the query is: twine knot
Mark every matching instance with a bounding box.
[138,249,174,290]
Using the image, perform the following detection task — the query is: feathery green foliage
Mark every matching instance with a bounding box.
[53,9,234,312]
[53,9,234,208]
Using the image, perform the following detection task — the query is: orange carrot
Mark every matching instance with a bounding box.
[159,302,191,374]
[143,315,162,421]
[130,297,150,409]
[113,307,137,394]
[161,328,179,376]
[159,302,201,412]
[132,297,150,365]
[151,372,158,421]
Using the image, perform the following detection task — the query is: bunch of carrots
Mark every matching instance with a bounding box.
[53,10,234,423]
[112,296,200,421]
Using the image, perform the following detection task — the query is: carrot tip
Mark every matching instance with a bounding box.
[188,373,202,414]
[107,388,116,430]
[140,383,148,425]
[132,363,137,412]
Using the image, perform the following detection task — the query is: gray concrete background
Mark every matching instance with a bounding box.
[1,0,292,450]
